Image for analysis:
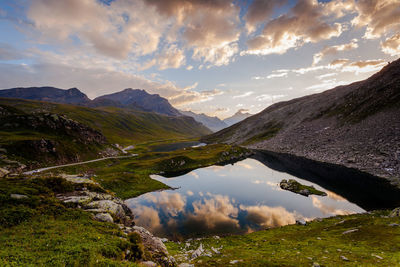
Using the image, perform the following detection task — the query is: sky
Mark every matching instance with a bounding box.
[0,0,399,119]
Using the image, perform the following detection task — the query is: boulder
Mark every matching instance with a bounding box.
[10,194,28,199]
[94,213,114,223]
[85,200,126,220]
[133,226,168,255]
[0,168,10,178]
[389,207,400,217]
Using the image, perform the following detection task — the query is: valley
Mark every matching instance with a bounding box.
[0,60,399,266]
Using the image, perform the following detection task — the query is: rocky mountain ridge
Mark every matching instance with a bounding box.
[223,109,252,126]
[0,87,181,117]
[179,110,228,132]
[204,59,400,186]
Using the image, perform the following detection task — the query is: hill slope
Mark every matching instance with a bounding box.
[179,110,228,132]
[204,59,400,184]
[0,98,211,168]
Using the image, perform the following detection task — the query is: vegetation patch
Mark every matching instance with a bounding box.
[241,122,282,146]
[167,210,400,266]
[280,179,327,197]
[0,177,141,266]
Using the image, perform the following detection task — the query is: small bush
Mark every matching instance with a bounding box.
[127,232,144,260]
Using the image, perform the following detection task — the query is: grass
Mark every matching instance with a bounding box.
[241,122,282,146]
[0,177,141,266]
[280,179,327,196]
[41,144,250,199]
[166,210,400,266]
[0,98,211,146]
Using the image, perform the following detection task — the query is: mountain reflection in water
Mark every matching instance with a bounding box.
[126,158,364,240]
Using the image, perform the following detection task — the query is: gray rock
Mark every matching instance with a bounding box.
[0,168,10,178]
[133,226,168,255]
[342,229,359,235]
[389,207,400,217]
[340,256,349,261]
[85,200,125,219]
[178,264,194,267]
[141,261,157,267]
[10,194,28,199]
[230,260,239,264]
[94,213,114,223]
[191,243,204,259]
[388,223,399,227]
[296,219,307,225]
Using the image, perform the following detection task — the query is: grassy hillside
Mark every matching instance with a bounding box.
[167,210,400,266]
[0,98,211,145]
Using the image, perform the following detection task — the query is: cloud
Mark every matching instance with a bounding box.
[145,0,241,67]
[381,33,400,56]
[244,0,286,33]
[184,194,240,233]
[352,0,400,39]
[141,44,186,70]
[240,205,297,228]
[311,196,353,216]
[28,0,166,59]
[232,91,254,99]
[169,88,223,107]
[306,79,348,92]
[0,43,25,60]
[243,0,350,56]
[313,39,359,65]
[255,94,287,102]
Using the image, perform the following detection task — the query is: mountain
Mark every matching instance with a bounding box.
[92,88,181,116]
[204,59,400,183]
[223,109,252,126]
[0,86,91,105]
[0,98,211,168]
[179,110,228,132]
[0,87,182,117]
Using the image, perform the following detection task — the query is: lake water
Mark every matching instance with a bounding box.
[126,155,385,240]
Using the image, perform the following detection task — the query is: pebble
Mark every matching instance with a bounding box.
[342,229,359,235]
[230,260,239,264]
[10,194,28,199]
[340,256,349,261]
[372,254,383,260]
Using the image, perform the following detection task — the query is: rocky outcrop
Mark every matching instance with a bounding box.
[204,59,400,186]
[0,113,106,145]
[55,175,176,266]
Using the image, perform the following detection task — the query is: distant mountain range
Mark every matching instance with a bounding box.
[0,87,181,116]
[204,59,400,183]
[223,109,252,126]
[0,87,91,105]
[179,110,228,132]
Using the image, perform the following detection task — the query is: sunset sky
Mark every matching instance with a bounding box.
[0,0,399,118]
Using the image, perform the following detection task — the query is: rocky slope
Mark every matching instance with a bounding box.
[204,59,400,186]
[179,110,228,132]
[0,104,109,169]
[93,88,181,116]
